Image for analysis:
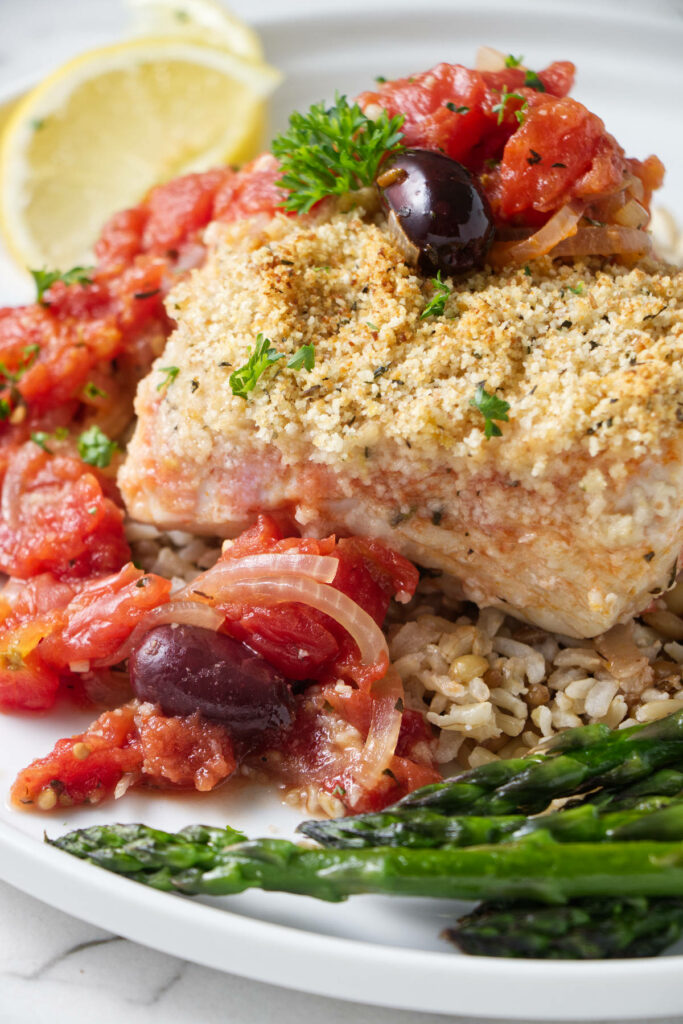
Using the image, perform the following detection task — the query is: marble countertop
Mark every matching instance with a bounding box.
[2,2,683,1022]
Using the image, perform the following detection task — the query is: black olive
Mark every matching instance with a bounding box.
[129,624,294,739]
[377,149,495,276]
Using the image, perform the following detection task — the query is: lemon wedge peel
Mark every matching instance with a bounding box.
[0,36,280,270]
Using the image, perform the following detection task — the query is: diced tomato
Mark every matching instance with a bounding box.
[0,444,129,580]
[11,700,235,809]
[38,563,172,668]
[491,97,626,219]
[11,704,142,808]
[0,650,60,711]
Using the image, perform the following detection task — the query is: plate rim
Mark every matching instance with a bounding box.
[2,2,683,1018]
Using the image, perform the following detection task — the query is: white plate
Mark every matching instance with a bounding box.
[1,1,683,1019]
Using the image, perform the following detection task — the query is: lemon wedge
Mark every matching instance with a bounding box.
[128,0,264,61]
[0,36,280,270]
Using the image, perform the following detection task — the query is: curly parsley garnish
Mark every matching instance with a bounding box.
[420,271,451,320]
[78,425,118,468]
[469,383,510,439]
[30,266,94,305]
[492,86,528,127]
[272,94,405,214]
[229,335,316,399]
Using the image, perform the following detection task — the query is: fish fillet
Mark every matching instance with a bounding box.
[119,209,683,638]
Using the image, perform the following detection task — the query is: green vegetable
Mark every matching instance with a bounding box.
[30,266,94,305]
[447,897,683,959]
[77,425,118,468]
[420,271,451,320]
[229,335,315,398]
[398,711,683,815]
[504,54,523,68]
[48,827,683,905]
[156,366,180,391]
[299,795,683,849]
[272,94,405,213]
[469,383,510,439]
[445,103,470,114]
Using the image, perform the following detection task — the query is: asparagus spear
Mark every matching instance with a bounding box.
[398,710,683,815]
[49,825,683,904]
[299,796,683,848]
[447,897,683,959]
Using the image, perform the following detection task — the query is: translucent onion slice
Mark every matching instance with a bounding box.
[198,576,388,669]
[548,225,652,258]
[95,599,224,667]
[184,553,340,599]
[1,442,45,529]
[489,200,585,267]
[352,667,404,795]
[475,46,507,72]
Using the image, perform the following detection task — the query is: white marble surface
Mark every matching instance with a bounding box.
[2,1,683,1022]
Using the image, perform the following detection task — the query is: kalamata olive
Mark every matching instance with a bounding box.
[129,624,294,739]
[377,149,495,276]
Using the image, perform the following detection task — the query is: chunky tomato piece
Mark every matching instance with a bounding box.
[215,514,418,685]
[0,443,129,580]
[11,700,235,809]
[39,563,172,668]
[0,650,60,711]
[491,97,626,218]
[11,704,141,808]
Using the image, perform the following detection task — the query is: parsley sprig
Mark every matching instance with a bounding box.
[420,272,451,320]
[229,335,315,399]
[469,383,510,439]
[272,94,405,214]
[30,266,94,305]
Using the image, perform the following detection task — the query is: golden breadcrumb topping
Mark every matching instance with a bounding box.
[160,210,683,484]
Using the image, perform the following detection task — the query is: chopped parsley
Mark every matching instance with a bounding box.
[445,102,470,114]
[420,271,451,319]
[469,383,510,439]
[272,93,405,213]
[492,86,528,126]
[30,266,94,305]
[569,283,584,295]
[30,431,52,452]
[77,425,118,468]
[527,149,542,165]
[156,365,180,391]
[0,399,10,421]
[505,54,523,67]
[286,343,316,371]
[84,381,108,399]
[229,335,315,399]
[523,69,546,92]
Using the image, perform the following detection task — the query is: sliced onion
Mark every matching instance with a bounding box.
[94,600,224,667]
[200,577,388,669]
[549,225,652,258]
[353,668,404,794]
[489,200,585,267]
[1,442,45,529]
[475,46,507,72]
[183,553,340,600]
